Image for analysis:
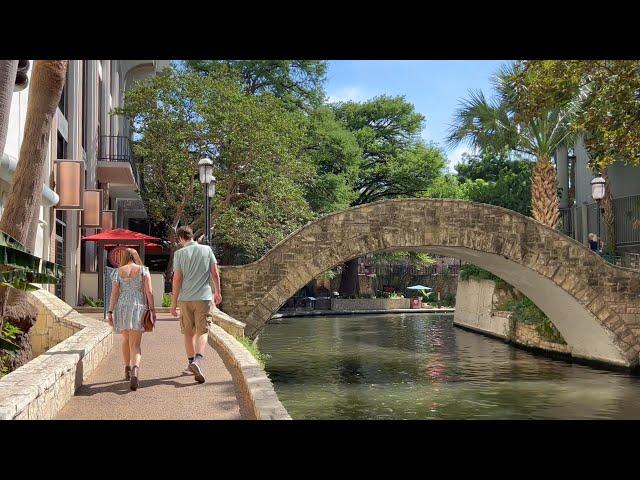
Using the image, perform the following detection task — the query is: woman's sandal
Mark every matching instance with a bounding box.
[125,366,131,380]
[130,366,139,391]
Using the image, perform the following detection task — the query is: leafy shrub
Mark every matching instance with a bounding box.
[438,293,456,307]
[82,295,104,308]
[506,297,565,344]
[237,336,270,368]
[0,322,22,378]
[459,264,506,288]
[162,293,172,307]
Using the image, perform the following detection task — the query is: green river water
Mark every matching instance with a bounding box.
[257,313,640,419]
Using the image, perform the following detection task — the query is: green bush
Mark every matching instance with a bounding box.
[162,293,172,307]
[506,297,565,344]
[0,322,21,378]
[82,295,104,308]
[438,293,456,308]
[237,336,270,368]
[459,264,505,287]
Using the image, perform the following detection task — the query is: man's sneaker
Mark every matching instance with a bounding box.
[183,364,194,375]
[189,357,205,383]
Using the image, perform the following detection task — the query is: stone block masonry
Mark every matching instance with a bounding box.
[219,199,640,369]
[0,289,113,420]
[207,323,290,420]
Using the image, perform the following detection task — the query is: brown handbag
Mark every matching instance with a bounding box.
[142,268,156,332]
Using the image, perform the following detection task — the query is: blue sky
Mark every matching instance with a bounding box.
[324,60,509,171]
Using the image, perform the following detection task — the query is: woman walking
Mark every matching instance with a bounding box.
[106,248,155,390]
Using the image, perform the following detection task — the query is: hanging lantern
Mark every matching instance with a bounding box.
[81,189,103,228]
[101,210,115,231]
[590,175,606,201]
[54,159,85,210]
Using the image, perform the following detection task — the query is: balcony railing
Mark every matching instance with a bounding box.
[98,135,140,187]
[559,194,640,269]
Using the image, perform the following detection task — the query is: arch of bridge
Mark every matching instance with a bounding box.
[219,199,640,368]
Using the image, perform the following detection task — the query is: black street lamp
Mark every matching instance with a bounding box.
[198,157,215,246]
[591,174,606,253]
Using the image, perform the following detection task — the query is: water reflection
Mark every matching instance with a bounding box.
[258,313,640,420]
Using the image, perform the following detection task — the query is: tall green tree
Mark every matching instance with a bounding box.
[302,105,361,213]
[115,66,314,266]
[331,95,448,295]
[511,60,640,253]
[455,151,533,216]
[447,63,577,229]
[184,60,328,111]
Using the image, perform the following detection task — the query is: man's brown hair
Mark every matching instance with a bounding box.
[177,226,194,241]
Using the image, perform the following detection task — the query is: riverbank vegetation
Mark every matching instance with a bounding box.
[461,264,565,344]
[237,336,270,369]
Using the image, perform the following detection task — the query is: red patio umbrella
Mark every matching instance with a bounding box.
[81,229,163,301]
[81,228,160,243]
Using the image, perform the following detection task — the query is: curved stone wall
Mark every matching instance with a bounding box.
[0,289,113,420]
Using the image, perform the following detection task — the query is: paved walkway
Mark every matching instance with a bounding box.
[57,313,249,420]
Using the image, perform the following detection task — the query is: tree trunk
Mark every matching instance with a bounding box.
[0,60,67,374]
[601,167,616,254]
[339,258,360,297]
[0,60,68,250]
[530,156,560,228]
[0,60,18,156]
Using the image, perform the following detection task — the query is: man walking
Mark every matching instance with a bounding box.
[170,226,222,383]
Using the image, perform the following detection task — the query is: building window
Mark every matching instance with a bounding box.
[55,210,66,299]
[55,133,68,299]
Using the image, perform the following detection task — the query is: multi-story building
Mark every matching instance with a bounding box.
[556,137,640,266]
[0,60,170,306]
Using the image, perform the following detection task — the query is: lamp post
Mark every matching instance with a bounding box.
[198,157,214,246]
[591,174,606,253]
[206,175,216,245]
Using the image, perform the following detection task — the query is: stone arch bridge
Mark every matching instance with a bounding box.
[219,199,640,369]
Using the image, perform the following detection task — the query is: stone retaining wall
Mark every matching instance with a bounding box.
[207,323,290,420]
[454,278,570,358]
[331,298,411,311]
[0,289,113,420]
[209,307,246,338]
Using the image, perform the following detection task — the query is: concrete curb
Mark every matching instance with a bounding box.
[207,324,290,420]
[0,289,113,420]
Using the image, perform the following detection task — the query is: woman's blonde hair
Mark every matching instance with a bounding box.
[120,247,143,266]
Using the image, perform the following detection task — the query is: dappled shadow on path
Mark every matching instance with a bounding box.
[74,374,238,397]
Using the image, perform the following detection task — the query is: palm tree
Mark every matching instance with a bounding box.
[447,63,577,228]
[0,60,67,373]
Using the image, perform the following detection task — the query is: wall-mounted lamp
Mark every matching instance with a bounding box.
[101,210,115,231]
[54,159,85,210]
[80,189,103,228]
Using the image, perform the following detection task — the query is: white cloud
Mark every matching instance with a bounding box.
[326,86,369,104]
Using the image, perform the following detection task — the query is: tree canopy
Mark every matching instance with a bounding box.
[184,60,328,112]
[333,95,447,206]
[115,66,314,264]
[511,60,640,170]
